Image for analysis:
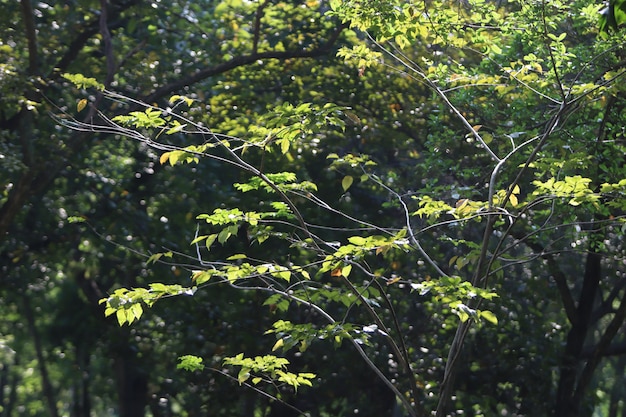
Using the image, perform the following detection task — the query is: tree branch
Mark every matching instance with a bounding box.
[252,0,270,54]
[100,0,117,87]
[142,23,347,104]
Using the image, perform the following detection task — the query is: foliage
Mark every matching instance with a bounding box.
[4,0,626,416]
[81,0,626,411]
[223,353,316,390]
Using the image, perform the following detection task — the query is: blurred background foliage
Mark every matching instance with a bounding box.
[1,0,626,416]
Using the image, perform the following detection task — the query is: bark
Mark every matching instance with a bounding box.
[114,344,149,417]
[554,249,602,417]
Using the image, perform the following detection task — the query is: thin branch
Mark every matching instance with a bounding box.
[208,367,309,416]
[342,262,423,411]
[225,279,421,417]
[252,0,270,54]
[371,35,501,163]
[366,170,448,277]
[541,0,566,101]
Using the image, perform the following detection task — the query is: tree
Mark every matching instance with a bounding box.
[4,0,626,416]
[1,1,347,415]
[68,0,626,416]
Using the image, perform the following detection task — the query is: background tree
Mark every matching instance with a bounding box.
[4,0,626,416]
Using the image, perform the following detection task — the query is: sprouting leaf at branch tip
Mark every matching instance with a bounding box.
[177,355,205,372]
[62,73,104,91]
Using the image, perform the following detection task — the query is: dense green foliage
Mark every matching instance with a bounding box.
[2,0,626,416]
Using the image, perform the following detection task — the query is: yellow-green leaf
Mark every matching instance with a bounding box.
[480,310,498,325]
[237,368,250,384]
[205,234,217,250]
[341,265,352,277]
[166,123,186,135]
[77,98,88,112]
[272,338,284,351]
[116,309,126,326]
[192,270,213,285]
[342,175,354,191]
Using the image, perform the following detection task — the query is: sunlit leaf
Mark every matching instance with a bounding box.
[480,310,498,325]
[77,98,88,112]
[342,175,354,191]
[272,338,284,351]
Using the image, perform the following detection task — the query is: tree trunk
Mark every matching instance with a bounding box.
[70,343,91,417]
[554,249,602,417]
[22,294,60,417]
[114,344,148,417]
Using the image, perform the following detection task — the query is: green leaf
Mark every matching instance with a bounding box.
[218,227,234,244]
[237,368,251,384]
[67,216,86,223]
[192,270,214,285]
[177,355,205,372]
[166,122,186,135]
[129,303,143,322]
[169,95,194,106]
[348,236,367,246]
[272,338,284,351]
[146,253,164,264]
[480,310,498,325]
[205,234,218,250]
[63,73,105,90]
[190,235,207,245]
[342,175,354,191]
[341,265,352,277]
[115,309,126,326]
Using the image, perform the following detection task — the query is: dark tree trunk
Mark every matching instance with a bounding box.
[554,250,602,417]
[70,344,91,417]
[75,270,149,417]
[22,295,60,417]
[114,345,149,417]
